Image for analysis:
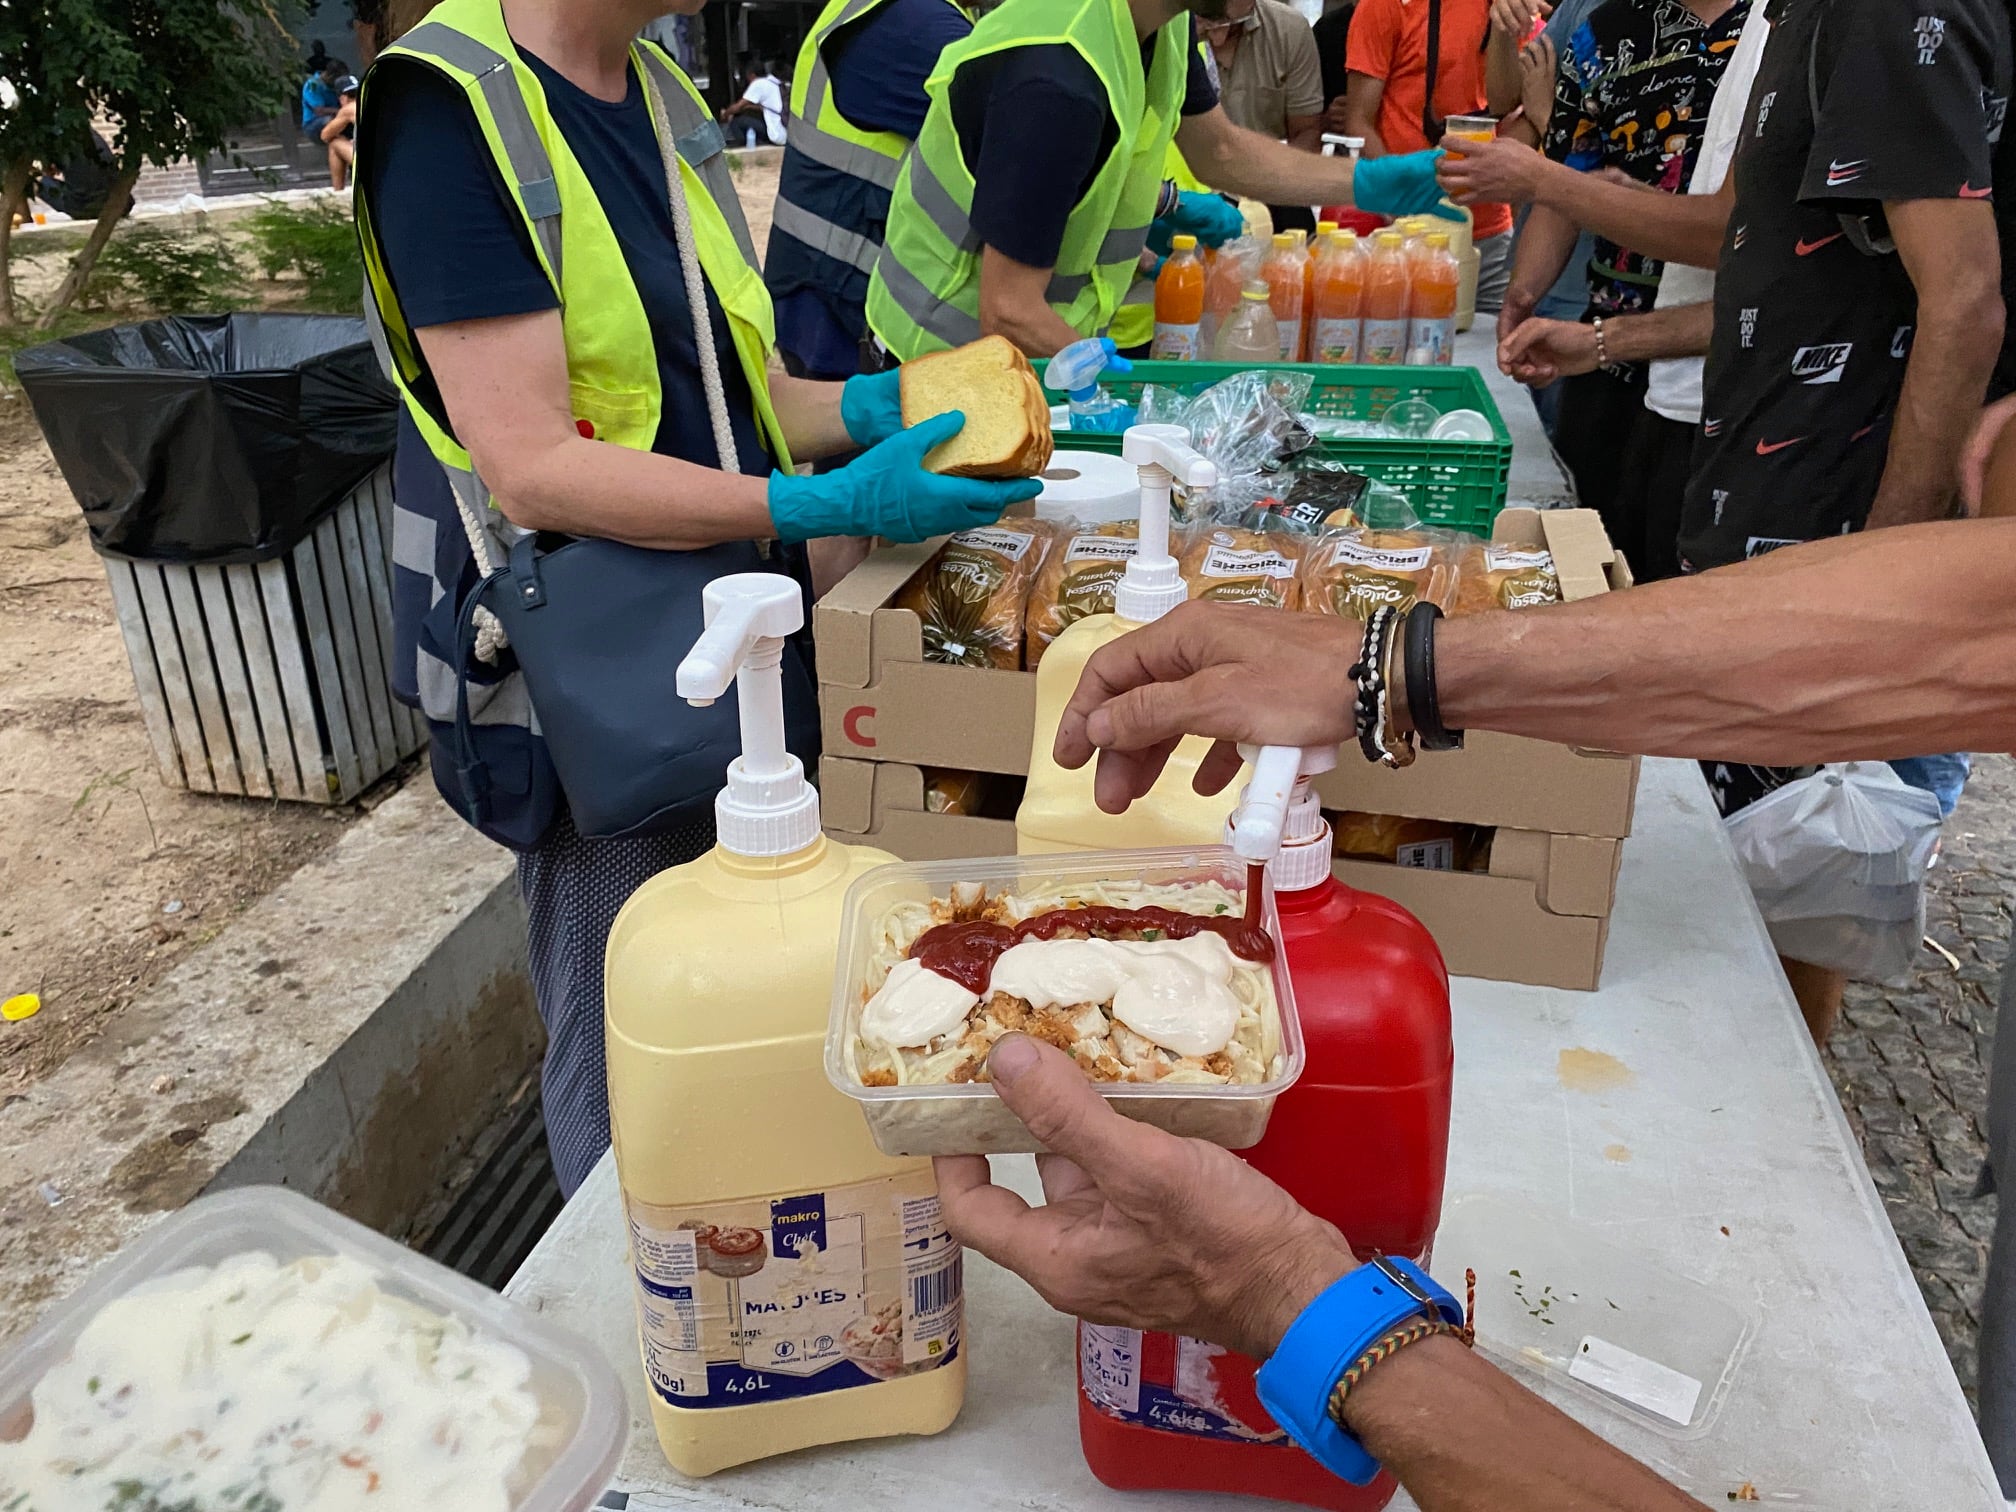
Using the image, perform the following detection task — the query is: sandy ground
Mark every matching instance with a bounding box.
[0,159,783,1095]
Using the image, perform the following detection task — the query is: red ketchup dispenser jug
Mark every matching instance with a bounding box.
[1076,745,1452,1510]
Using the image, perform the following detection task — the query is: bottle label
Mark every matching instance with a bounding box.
[625,1175,962,1409]
[1202,544,1297,580]
[1152,322,1201,360]
[1407,317,1455,366]
[1325,538,1432,572]
[1312,317,1360,364]
[1065,534,1141,565]
[1395,837,1456,870]
[947,524,1038,564]
[1485,545,1552,571]
[1362,317,1407,364]
[1080,1325,1288,1444]
[1275,322,1300,362]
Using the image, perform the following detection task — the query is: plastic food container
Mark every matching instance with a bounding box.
[1430,1194,1757,1441]
[0,1185,626,1511]
[827,845,1304,1157]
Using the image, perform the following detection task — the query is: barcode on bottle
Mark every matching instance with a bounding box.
[910,1255,961,1317]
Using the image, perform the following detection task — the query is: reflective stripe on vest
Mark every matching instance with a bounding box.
[357,0,781,730]
[866,0,1186,361]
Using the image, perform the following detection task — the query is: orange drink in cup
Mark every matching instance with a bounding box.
[1441,114,1498,155]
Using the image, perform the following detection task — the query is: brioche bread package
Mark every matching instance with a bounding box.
[900,335,1053,478]
[1181,527,1302,610]
[896,520,1053,669]
[1330,810,1492,872]
[1298,527,1463,622]
[1453,542,1563,615]
[1025,520,1141,669]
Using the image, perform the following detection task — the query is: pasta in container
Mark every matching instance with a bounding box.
[826,848,1304,1157]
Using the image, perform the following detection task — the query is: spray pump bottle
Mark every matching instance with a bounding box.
[1076,742,1453,1508]
[604,574,966,1479]
[1044,336,1137,435]
[1016,424,1245,854]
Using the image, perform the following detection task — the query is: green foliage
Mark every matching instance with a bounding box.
[83,225,249,314]
[245,200,364,313]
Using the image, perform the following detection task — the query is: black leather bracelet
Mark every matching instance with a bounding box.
[1404,602,1464,752]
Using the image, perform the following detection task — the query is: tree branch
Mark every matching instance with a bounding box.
[36,167,139,329]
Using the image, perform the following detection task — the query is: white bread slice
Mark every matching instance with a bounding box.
[899,335,1056,479]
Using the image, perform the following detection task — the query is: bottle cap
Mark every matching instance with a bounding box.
[677,575,821,857]
[1116,424,1216,624]
[1426,232,1452,249]
[1043,335,1130,405]
[1226,746,1341,894]
[1273,231,1296,249]
[1316,220,1338,235]
[1172,234,1198,251]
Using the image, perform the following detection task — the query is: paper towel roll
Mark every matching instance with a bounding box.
[1035,450,1138,525]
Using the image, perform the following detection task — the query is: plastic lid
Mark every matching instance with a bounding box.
[1316,219,1338,235]
[677,575,821,857]
[1426,232,1452,249]
[1374,231,1405,248]
[1272,231,1296,248]
[1227,746,1339,887]
[1172,233,1198,251]
[1227,778,1333,894]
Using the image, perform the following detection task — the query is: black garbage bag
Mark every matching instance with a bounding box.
[15,312,400,565]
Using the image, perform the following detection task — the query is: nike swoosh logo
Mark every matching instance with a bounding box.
[1702,418,1724,435]
[1755,437,1808,455]
[1961,182,1994,198]
[1795,233,1844,256]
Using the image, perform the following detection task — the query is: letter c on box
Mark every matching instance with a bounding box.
[843,706,876,748]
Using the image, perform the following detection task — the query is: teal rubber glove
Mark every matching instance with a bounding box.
[1353,150,1465,221]
[840,367,905,447]
[769,411,1042,544]
[1148,190,1246,256]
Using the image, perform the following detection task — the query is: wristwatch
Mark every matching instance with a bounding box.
[1255,1256,1464,1485]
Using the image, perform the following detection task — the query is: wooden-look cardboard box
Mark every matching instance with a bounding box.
[815,507,1640,839]
[819,757,1624,990]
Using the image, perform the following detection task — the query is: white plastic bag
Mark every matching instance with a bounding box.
[1723,761,1944,986]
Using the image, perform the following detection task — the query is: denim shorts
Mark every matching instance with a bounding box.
[1888,753,1973,819]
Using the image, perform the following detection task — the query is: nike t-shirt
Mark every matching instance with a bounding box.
[1677,0,2008,570]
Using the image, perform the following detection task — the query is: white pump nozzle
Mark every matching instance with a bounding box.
[1116,424,1218,624]
[1227,744,1341,894]
[677,574,821,858]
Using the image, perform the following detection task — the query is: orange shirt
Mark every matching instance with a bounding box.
[1345,0,1513,237]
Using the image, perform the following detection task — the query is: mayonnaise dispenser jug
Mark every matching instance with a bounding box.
[1016,424,1246,854]
[603,573,966,1478]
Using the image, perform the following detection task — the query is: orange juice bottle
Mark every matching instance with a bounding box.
[1311,231,1365,364]
[1261,232,1308,361]
[1150,234,1207,360]
[1362,230,1410,366]
[1406,232,1460,366]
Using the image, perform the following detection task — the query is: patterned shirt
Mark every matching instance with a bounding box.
[1543,0,1754,318]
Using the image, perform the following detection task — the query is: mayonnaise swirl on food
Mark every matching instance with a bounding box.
[992,935,1243,1058]
[860,957,982,1049]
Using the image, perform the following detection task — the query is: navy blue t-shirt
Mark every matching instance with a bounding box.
[364,47,770,472]
[774,0,974,373]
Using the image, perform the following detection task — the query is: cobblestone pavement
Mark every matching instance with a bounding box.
[1823,751,2015,1413]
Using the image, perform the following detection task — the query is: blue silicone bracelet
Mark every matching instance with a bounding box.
[1254,1257,1464,1486]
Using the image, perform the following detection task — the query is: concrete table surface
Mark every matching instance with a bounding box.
[508,758,1997,1511]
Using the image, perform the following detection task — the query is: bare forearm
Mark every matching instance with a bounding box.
[1435,520,2016,762]
[1530,161,1729,268]
[1346,1339,1706,1512]
[1507,201,1579,305]
[1601,301,1713,363]
[485,437,775,549]
[1866,304,2003,531]
[1484,37,1522,116]
[768,371,853,461]
[1181,115,1356,205]
[979,293,1083,356]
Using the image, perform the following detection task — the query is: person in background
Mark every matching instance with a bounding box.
[1341,0,1520,310]
[1199,0,1326,234]
[1504,0,1749,533]
[767,0,977,382]
[865,0,1453,362]
[321,76,362,192]
[722,58,788,146]
[301,58,349,134]
[1312,0,1356,137]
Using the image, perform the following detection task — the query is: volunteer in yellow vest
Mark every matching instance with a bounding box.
[866,0,1456,361]
[767,0,978,379]
[354,0,1036,1194]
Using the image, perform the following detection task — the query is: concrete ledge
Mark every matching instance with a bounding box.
[0,784,537,1345]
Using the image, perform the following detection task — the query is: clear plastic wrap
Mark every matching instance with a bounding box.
[1297,524,1467,621]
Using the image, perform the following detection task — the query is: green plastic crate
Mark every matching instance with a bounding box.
[1036,359,1514,536]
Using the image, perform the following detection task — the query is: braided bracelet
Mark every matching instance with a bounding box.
[1348,605,1417,768]
[1327,1267,1478,1427]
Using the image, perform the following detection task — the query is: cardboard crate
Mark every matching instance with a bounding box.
[818,757,1621,989]
[816,508,1639,838]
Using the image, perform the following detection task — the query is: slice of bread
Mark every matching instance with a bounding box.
[900,335,1056,479]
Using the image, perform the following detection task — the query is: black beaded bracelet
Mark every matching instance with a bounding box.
[1349,605,1413,767]
[1403,602,1464,752]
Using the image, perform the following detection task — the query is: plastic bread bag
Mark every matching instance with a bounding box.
[1180,370,1318,518]
[1025,519,1140,669]
[923,769,990,816]
[1452,540,1563,614]
[1180,525,1302,609]
[1330,811,1491,872]
[1723,762,1944,986]
[896,519,1053,669]
[1297,525,1465,621]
